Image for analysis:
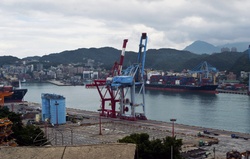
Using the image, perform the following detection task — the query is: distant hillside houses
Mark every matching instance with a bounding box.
[240,71,248,79]
[221,47,237,53]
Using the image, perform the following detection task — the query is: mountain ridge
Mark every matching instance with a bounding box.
[1,46,249,77]
[184,40,249,54]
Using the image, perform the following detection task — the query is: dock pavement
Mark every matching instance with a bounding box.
[5,102,250,159]
[57,108,250,158]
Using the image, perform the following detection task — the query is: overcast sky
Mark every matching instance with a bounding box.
[1,0,250,58]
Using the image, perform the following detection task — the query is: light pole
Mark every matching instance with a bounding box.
[170,118,176,159]
[170,118,176,137]
[55,101,59,126]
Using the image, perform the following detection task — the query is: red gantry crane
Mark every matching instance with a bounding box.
[86,39,128,118]
[86,33,148,120]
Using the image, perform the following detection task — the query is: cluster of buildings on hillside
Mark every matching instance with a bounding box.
[221,47,238,52]
[174,69,249,90]
[0,60,249,89]
[0,60,104,85]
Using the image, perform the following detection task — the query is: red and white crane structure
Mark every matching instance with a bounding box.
[86,39,128,118]
[109,39,128,77]
[111,33,148,120]
[86,33,148,121]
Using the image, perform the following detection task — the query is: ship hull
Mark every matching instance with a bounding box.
[4,88,28,103]
[145,84,218,94]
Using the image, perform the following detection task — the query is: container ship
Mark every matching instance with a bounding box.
[145,72,218,94]
[0,80,28,103]
[4,86,28,103]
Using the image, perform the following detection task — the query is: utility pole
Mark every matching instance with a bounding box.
[171,145,173,159]
[213,147,216,159]
[55,101,59,126]
[71,129,73,145]
[44,118,48,139]
[99,113,102,135]
[55,131,57,145]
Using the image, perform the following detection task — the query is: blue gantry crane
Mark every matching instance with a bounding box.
[188,61,218,85]
[189,61,218,78]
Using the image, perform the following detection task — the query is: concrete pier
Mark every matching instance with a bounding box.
[47,80,71,86]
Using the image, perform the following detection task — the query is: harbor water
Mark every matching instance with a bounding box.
[22,83,250,134]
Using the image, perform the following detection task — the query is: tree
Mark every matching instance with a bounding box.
[0,107,48,146]
[14,124,47,146]
[162,136,183,159]
[118,133,183,159]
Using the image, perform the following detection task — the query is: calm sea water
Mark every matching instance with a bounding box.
[22,83,250,134]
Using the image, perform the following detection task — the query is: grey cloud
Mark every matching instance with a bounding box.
[0,0,250,58]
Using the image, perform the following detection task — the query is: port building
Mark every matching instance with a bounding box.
[41,93,66,125]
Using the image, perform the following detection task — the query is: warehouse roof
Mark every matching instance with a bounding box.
[0,143,136,159]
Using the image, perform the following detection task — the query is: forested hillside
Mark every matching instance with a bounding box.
[0,47,249,75]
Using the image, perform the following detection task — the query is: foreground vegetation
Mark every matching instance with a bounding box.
[118,133,183,159]
[0,107,47,146]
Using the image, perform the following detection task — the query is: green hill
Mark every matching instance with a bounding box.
[0,47,249,76]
